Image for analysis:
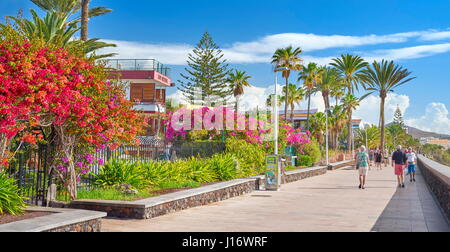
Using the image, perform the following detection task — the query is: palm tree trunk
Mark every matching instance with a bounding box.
[291,104,295,124]
[235,95,240,112]
[284,77,289,122]
[306,90,311,131]
[322,92,330,110]
[347,109,353,152]
[81,0,90,41]
[380,95,386,151]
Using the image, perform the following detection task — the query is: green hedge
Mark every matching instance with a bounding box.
[298,155,313,167]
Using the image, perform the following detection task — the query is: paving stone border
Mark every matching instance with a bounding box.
[0,207,106,232]
[417,155,450,221]
[50,164,330,219]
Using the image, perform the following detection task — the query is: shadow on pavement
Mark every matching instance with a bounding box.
[370,169,450,232]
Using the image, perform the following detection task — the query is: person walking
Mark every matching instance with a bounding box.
[355,146,370,190]
[406,147,417,183]
[383,149,390,168]
[369,149,374,170]
[374,148,383,171]
[392,145,407,188]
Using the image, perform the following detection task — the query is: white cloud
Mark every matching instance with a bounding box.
[100,29,450,65]
[420,30,450,41]
[229,32,421,54]
[353,93,410,126]
[365,43,450,61]
[101,40,193,65]
[406,103,450,135]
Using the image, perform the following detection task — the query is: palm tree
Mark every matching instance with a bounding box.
[31,0,111,41]
[328,105,347,149]
[271,46,303,121]
[5,9,116,59]
[330,54,368,151]
[281,84,306,123]
[31,0,111,22]
[226,69,251,111]
[266,94,282,108]
[80,0,90,41]
[316,67,342,110]
[341,94,361,150]
[354,125,381,149]
[309,112,327,146]
[361,60,415,151]
[298,62,324,131]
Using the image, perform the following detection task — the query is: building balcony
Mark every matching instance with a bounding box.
[105,59,171,77]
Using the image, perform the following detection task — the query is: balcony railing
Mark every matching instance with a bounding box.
[105,59,171,77]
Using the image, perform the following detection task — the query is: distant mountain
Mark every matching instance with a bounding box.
[390,123,450,140]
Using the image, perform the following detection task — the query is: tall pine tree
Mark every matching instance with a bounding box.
[178,32,231,105]
[393,106,405,126]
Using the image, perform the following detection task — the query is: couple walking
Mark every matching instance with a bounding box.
[355,145,417,189]
[392,145,417,188]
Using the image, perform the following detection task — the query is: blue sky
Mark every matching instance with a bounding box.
[1,0,450,134]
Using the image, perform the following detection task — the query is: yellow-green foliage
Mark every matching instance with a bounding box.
[225,138,266,176]
[302,138,321,163]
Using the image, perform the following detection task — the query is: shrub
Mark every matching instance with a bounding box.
[208,153,238,181]
[183,157,218,183]
[93,159,146,189]
[225,138,265,176]
[302,139,321,164]
[298,155,313,167]
[0,172,27,215]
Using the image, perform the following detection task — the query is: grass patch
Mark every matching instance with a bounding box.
[56,188,156,202]
[157,180,201,190]
[284,165,308,171]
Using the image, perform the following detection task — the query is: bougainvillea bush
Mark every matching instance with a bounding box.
[0,26,146,199]
[164,106,312,160]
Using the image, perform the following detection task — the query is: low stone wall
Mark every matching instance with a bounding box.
[54,165,329,219]
[65,179,258,219]
[417,155,450,221]
[0,207,106,232]
[283,166,328,183]
[44,219,102,232]
[327,160,355,171]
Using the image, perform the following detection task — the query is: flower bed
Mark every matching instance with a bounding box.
[0,211,52,225]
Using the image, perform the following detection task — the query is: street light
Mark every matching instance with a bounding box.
[325,107,331,166]
[364,124,370,150]
[273,67,289,155]
[274,66,288,188]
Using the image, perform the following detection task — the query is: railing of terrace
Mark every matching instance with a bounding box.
[105,59,171,77]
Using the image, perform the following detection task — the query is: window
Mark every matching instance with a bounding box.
[130,84,155,102]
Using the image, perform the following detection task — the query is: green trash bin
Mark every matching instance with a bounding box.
[284,146,297,166]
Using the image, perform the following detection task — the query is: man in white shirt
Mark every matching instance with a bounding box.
[406,147,417,183]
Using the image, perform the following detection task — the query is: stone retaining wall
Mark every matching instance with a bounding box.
[0,207,106,232]
[327,160,355,171]
[53,165,329,219]
[283,166,328,183]
[417,155,450,221]
[44,219,102,232]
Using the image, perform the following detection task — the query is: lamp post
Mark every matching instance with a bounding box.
[274,67,288,189]
[325,108,330,166]
[364,124,369,150]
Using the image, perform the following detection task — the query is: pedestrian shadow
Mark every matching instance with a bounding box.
[370,169,450,232]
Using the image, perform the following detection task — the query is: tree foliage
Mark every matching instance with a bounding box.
[0,28,145,199]
[178,32,231,105]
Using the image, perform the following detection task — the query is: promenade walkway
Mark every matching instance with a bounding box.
[103,166,450,232]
